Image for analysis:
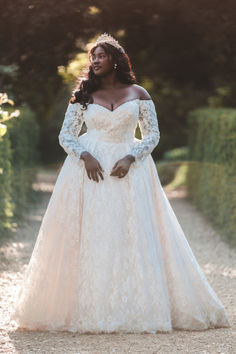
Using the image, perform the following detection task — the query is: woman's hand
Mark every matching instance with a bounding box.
[80,151,104,183]
[110,155,135,178]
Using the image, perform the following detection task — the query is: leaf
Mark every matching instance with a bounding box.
[7,99,14,106]
[0,123,7,137]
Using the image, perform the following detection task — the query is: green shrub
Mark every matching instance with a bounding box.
[6,105,40,216]
[157,147,189,187]
[163,146,189,161]
[0,105,40,236]
[187,108,236,247]
[0,131,14,233]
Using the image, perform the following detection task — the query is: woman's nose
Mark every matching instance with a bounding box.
[92,57,100,64]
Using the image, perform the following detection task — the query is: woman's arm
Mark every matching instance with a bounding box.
[58,102,88,160]
[129,98,160,162]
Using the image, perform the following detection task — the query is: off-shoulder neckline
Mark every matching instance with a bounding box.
[87,98,152,113]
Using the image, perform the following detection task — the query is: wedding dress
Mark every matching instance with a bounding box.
[10,98,230,333]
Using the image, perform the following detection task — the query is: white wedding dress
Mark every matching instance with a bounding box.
[10,98,230,333]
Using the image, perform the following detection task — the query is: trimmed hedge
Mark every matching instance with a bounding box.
[187,108,236,247]
[0,131,14,231]
[0,105,40,235]
[163,146,189,161]
[157,147,189,186]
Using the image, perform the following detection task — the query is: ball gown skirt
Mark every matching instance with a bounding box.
[10,98,230,333]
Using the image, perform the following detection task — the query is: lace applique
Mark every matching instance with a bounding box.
[129,99,160,162]
[58,103,86,160]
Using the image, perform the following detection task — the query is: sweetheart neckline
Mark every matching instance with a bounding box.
[89,98,151,113]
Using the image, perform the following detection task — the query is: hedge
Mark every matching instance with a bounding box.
[187,108,236,247]
[0,131,14,231]
[0,105,40,236]
[156,147,189,186]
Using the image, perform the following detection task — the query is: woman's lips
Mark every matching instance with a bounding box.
[94,66,101,70]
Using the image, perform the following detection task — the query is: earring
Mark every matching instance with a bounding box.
[114,63,117,69]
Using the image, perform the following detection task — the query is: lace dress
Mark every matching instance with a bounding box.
[10,98,230,333]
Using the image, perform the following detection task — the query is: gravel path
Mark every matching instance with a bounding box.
[0,167,235,353]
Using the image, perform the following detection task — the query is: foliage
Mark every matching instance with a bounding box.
[167,163,188,190]
[163,146,189,161]
[156,146,189,186]
[1,1,236,162]
[0,104,40,236]
[0,130,14,233]
[0,93,20,234]
[0,93,20,137]
[187,108,236,247]
[6,105,40,217]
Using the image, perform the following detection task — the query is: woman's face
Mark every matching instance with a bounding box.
[90,46,114,76]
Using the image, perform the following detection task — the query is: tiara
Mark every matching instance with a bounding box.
[94,32,125,53]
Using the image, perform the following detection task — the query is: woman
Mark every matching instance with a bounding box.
[10,33,230,334]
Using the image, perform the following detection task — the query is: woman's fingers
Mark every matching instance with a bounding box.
[110,162,121,176]
[86,158,129,181]
[113,161,118,169]
[84,157,104,182]
[118,169,127,178]
[87,170,91,180]
[98,162,104,172]
[91,167,104,182]
[91,170,98,182]
[110,161,118,173]
[111,166,122,176]
[96,163,104,181]
[98,170,104,180]
[87,166,127,181]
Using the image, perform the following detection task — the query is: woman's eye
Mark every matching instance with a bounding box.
[91,54,106,60]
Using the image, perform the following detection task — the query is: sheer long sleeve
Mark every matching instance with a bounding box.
[58,102,87,160]
[129,99,160,162]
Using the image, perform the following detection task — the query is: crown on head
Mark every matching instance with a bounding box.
[94,32,125,53]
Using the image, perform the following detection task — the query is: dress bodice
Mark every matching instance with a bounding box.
[58,98,160,163]
[83,99,140,144]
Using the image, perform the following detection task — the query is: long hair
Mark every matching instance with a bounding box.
[70,42,137,109]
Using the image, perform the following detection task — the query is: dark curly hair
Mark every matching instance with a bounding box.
[69,42,137,109]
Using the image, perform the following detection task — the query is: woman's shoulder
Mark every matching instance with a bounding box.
[131,84,152,100]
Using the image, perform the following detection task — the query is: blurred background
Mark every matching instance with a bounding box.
[0,0,235,246]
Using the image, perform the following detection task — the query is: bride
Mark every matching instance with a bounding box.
[10,33,230,333]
